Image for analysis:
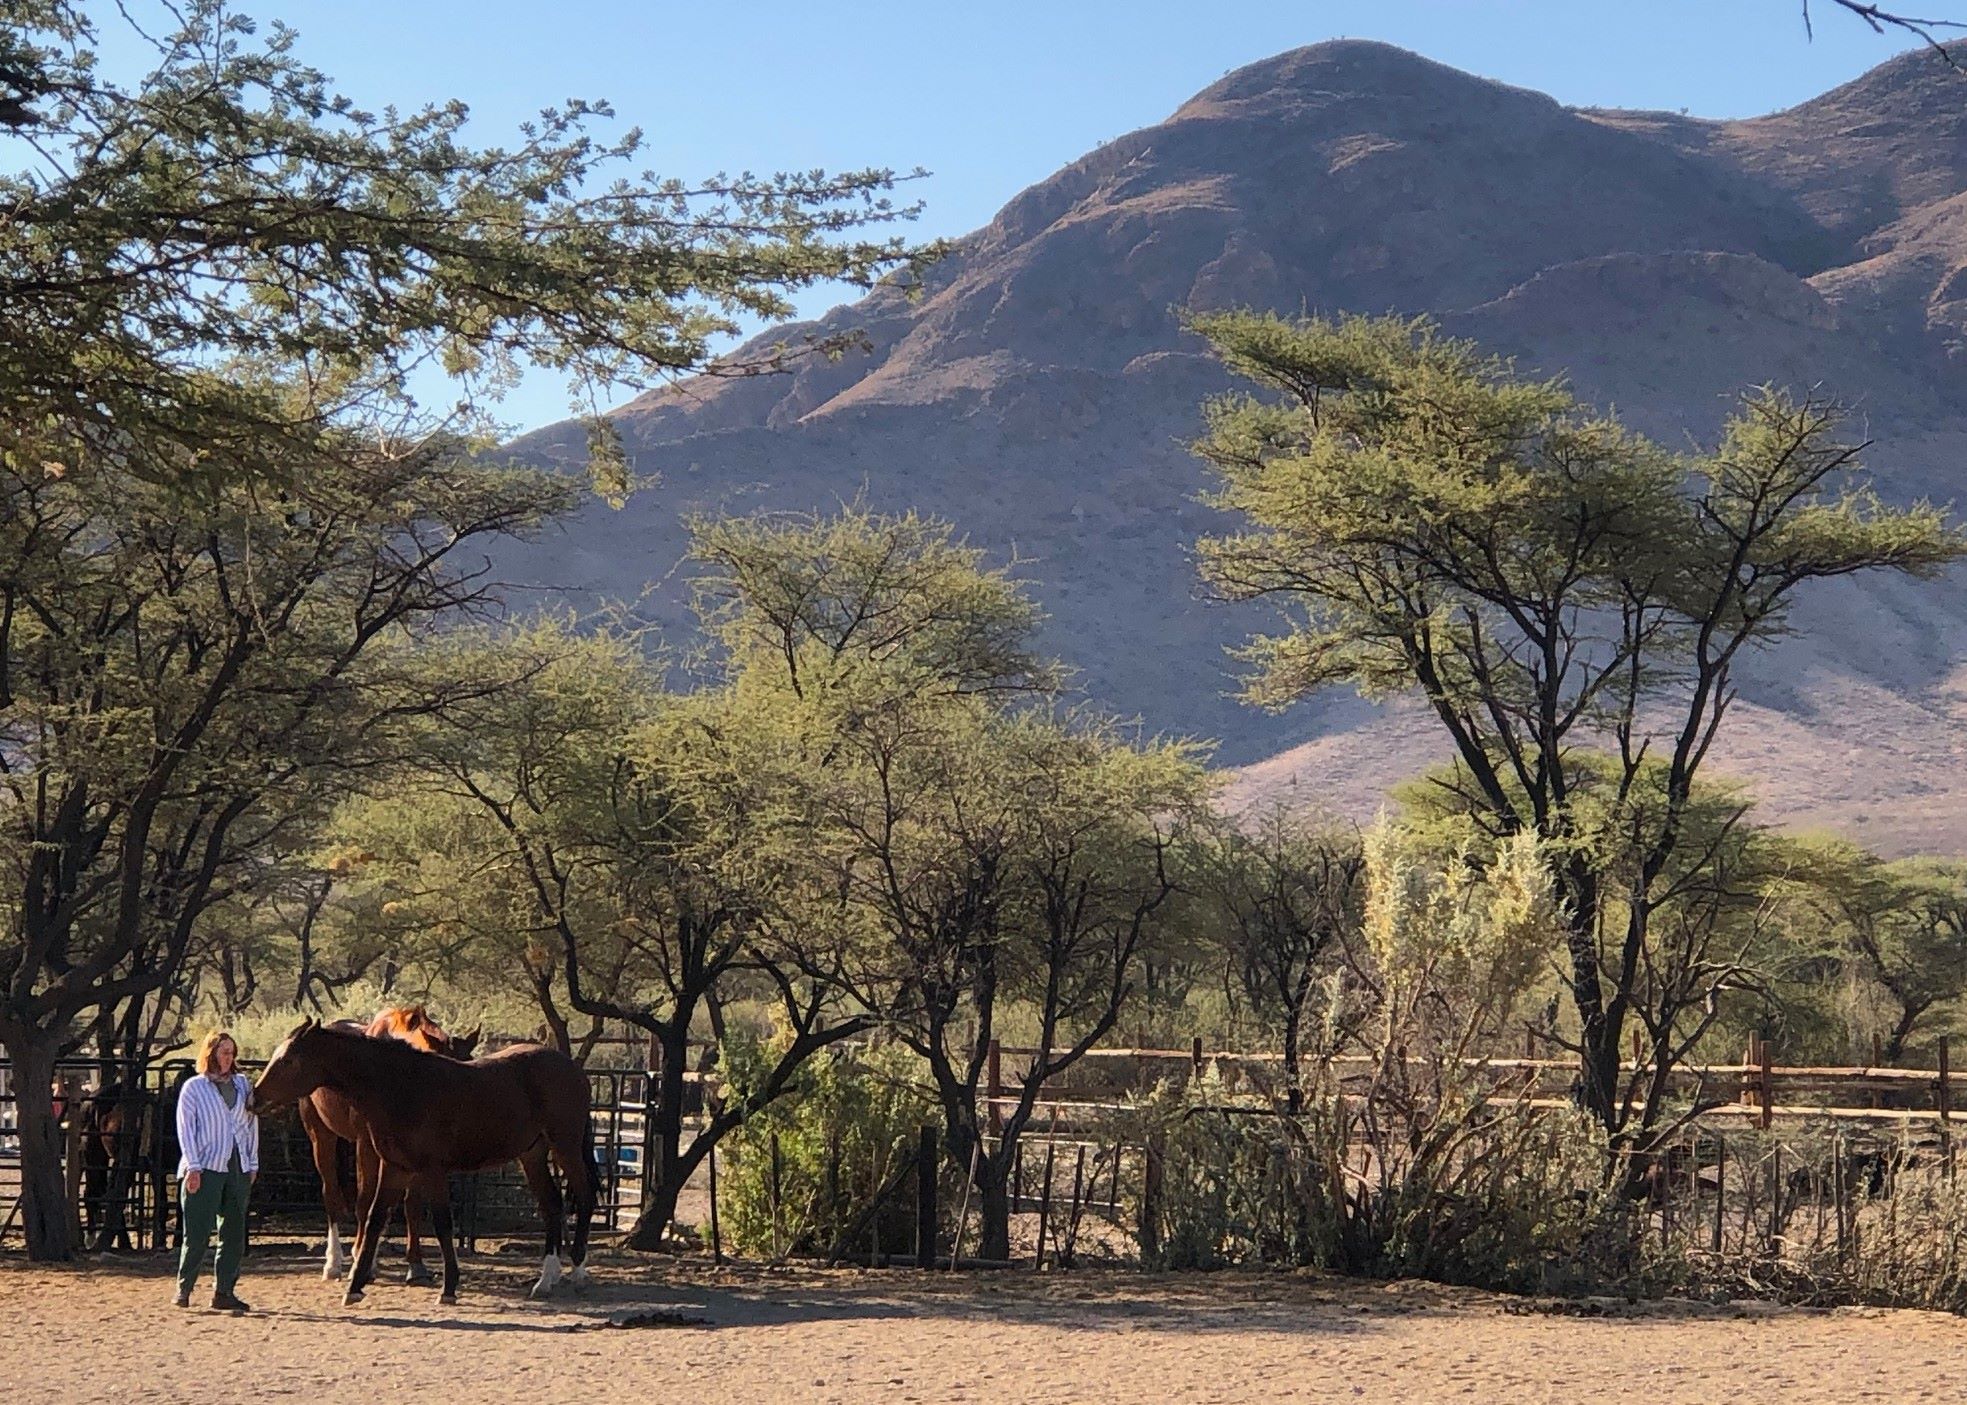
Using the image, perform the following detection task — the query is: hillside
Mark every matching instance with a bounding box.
[506,40,1967,856]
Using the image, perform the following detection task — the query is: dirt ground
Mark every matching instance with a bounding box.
[4,1248,1965,1405]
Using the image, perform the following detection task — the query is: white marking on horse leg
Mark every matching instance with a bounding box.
[568,1259,590,1290]
[530,1253,562,1298]
[324,1223,347,1280]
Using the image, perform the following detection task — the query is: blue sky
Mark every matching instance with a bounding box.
[134,1,1938,430]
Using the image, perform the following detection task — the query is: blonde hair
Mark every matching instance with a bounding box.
[196,1029,239,1076]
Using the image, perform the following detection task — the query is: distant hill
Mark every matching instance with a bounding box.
[507,40,1967,856]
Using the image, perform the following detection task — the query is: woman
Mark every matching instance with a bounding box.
[174,1030,260,1311]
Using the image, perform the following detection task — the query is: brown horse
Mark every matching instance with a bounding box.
[298,1005,478,1283]
[78,1082,150,1251]
[255,1016,597,1306]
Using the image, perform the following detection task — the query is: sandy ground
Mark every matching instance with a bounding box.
[3,1250,1965,1405]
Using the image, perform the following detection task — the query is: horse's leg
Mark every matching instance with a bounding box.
[427,1185,462,1307]
[401,1179,434,1285]
[549,1121,598,1291]
[300,1101,351,1280]
[517,1141,564,1298]
[343,1149,398,1308]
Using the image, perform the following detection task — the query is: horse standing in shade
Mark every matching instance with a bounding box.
[79,1082,151,1250]
[254,1016,597,1306]
[299,1005,478,1282]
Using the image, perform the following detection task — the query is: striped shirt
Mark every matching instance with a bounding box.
[175,1072,260,1178]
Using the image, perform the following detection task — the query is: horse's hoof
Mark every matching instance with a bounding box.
[438,1293,457,1307]
[342,1289,364,1307]
[404,1263,434,1285]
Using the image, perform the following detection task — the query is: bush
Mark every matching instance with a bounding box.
[718,1038,933,1259]
[1125,1063,1632,1293]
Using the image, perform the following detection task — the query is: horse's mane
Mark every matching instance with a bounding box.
[310,1021,445,1066]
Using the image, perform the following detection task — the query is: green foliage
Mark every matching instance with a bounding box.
[1774,838,1967,1060]
[689,503,1055,707]
[0,435,574,1043]
[1133,819,1626,1290]
[1187,308,1967,1141]
[4,1,929,490]
[717,1037,933,1259]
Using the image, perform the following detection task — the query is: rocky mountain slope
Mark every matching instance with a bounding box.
[508,40,1967,855]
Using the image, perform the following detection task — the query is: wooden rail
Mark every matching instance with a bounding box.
[982,1036,1966,1131]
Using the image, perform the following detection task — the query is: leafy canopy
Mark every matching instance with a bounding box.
[2,1,930,495]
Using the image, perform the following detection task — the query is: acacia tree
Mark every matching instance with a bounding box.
[1,2,924,497]
[697,507,1206,1260]
[352,621,882,1249]
[1189,311,1966,1149]
[0,2,928,1261]
[823,707,1201,1261]
[1785,840,1967,1060]
[0,435,575,1261]
[1181,812,1364,1111]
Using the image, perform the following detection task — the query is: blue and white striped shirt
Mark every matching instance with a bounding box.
[175,1073,260,1178]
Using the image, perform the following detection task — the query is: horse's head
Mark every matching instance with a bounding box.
[369,1003,474,1060]
[253,1017,331,1110]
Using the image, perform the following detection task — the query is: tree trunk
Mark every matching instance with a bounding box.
[975,1163,1012,1263]
[625,1023,691,1251]
[6,1036,71,1262]
[627,1156,686,1253]
[1883,1005,1925,1065]
[1282,1004,1304,1115]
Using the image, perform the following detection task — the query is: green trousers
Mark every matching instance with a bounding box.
[177,1163,251,1297]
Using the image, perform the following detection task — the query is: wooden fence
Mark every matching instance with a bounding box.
[977,1034,1967,1136]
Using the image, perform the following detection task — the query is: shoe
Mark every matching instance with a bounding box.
[173,1290,190,1309]
[209,1292,251,1313]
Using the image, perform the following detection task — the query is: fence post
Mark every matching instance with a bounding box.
[1065,1144,1087,1269]
[769,1131,783,1260]
[986,1040,1002,1137]
[1758,1039,1774,1132]
[1138,1133,1164,1263]
[1190,1036,1204,1082]
[61,1072,84,1245]
[1833,1131,1847,1264]
[707,1142,723,1265]
[1768,1141,1782,1255]
[916,1124,939,1269]
[1711,1139,1726,1254]
[1034,1140,1056,1270]
[1940,1036,1953,1180]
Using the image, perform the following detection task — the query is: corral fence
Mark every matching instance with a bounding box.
[0,1057,650,1254]
[934,1033,1967,1274]
[697,1033,1967,1274]
[12,1033,1967,1276]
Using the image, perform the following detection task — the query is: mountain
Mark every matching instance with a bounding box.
[506,40,1967,856]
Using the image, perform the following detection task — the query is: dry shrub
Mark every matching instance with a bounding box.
[1128,823,1649,1290]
